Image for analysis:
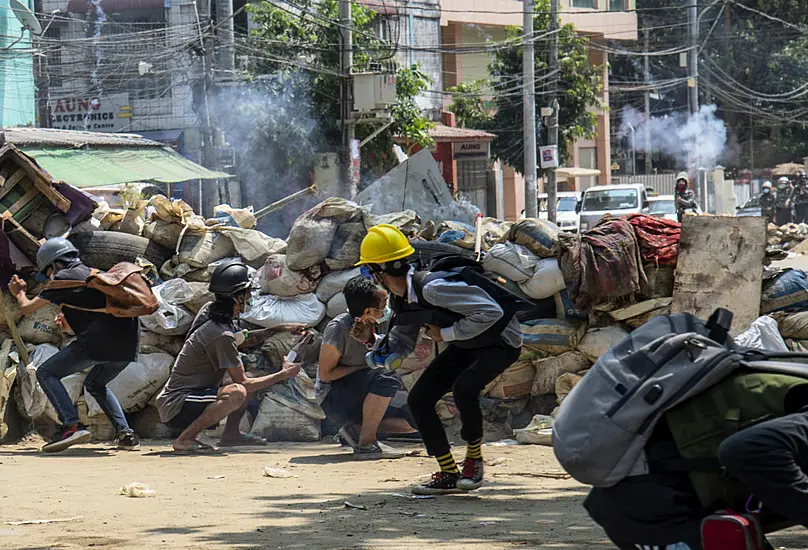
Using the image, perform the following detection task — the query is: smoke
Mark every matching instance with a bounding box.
[619,104,728,170]
[85,0,106,130]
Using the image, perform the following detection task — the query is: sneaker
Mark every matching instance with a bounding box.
[457,458,484,491]
[337,422,361,450]
[354,441,408,461]
[411,471,462,495]
[42,424,92,453]
[116,430,140,451]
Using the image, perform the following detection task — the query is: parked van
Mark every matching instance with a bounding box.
[578,183,649,232]
[538,191,581,232]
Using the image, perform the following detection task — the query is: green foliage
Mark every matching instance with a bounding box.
[447,81,493,129]
[486,0,603,175]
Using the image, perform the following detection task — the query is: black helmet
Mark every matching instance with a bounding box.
[209,260,251,296]
[36,237,79,278]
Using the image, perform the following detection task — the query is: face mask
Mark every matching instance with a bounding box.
[764,188,771,194]
[376,305,392,324]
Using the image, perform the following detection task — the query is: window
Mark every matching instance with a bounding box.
[571,0,596,8]
[582,189,638,211]
[557,197,578,212]
[649,199,677,215]
[609,0,625,10]
[44,25,63,89]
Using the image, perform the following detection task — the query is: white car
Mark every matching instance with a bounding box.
[578,183,650,232]
[648,194,703,222]
[538,191,581,232]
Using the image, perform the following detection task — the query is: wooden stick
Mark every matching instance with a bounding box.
[0,291,28,366]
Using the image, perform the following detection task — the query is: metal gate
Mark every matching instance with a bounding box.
[457,158,489,215]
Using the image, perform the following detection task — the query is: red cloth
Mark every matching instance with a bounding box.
[626,214,681,266]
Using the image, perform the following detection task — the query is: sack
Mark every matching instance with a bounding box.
[140,280,194,336]
[260,332,298,371]
[316,268,361,303]
[139,329,185,356]
[15,344,60,421]
[522,319,587,355]
[555,372,583,404]
[241,293,325,329]
[436,221,475,249]
[220,227,286,267]
[85,352,174,415]
[774,310,808,340]
[519,258,566,300]
[250,373,324,442]
[183,282,214,314]
[735,316,788,351]
[551,308,805,488]
[609,298,673,329]
[45,263,159,318]
[483,242,538,283]
[485,360,535,399]
[326,292,348,319]
[213,204,256,229]
[701,512,766,550]
[17,304,62,345]
[149,195,206,229]
[258,254,321,298]
[373,210,420,234]
[116,202,147,236]
[143,220,187,250]
[554,290,588,321]
[397,335,439,374]
[325,222,367,270]
[508,218,559,258]
[513,414,554,445]
[577,326,630,362]
[531,351,591,395]
[644,263,675,298]
[760,269,808,313]
[178,230,236,269]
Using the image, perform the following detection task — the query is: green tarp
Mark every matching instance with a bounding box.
[17,146,232,189]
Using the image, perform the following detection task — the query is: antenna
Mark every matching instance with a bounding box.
[9,0,43,35]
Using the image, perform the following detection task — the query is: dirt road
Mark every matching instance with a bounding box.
[2,437,807,549]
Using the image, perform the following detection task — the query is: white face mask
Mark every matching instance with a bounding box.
[376,305,392,324]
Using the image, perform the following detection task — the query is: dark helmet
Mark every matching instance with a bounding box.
[209,260,251,296]
[36,237,79,278]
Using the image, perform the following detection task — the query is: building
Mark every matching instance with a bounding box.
[0,0,36,127]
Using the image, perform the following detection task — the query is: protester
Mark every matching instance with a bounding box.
[155,259,302,454]
[356,224,522,495]
[760,180,776,223]
[674,172,698,222]
[9,238,141,453]
[775,176,794,225]
[316,276,419,460]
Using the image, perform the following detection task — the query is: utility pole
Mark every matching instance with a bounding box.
[688,0,698,116]
[523,0,538,219]
[216,0,235,72]
[546,0,559,224]
[339,0,356,199]
[643,27,651,175]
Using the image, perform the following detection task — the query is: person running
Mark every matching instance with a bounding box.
[355,224,522,495]
[155,260,301,454]
[317,276,419,460]
[9,238,141,453]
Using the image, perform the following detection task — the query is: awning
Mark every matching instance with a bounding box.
[16,146,232,189]
[555,166,601,178]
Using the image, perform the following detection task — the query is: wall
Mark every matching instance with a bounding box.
[0,0,35,126]
[396,2,443,114]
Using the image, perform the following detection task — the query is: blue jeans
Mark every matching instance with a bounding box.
[36,344,131,433]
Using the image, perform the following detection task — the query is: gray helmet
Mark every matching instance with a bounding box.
[36,237,79,277]
[209,260,251,296]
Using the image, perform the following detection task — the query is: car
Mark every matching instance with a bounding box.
[736,194,763,217]
[648,194,702,221]
[578,183,650,232]
[538,191,581,232]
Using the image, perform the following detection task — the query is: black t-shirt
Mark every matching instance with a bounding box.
[39,263,139,362]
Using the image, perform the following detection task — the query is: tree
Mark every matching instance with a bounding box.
[480,0,603,175]
[447,81,493,129]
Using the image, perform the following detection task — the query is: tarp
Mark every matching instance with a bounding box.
[17,146,232,188]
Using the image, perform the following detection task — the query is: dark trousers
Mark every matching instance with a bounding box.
[796,205,808,224]
[407,342,520,457]
[776,208,792,225]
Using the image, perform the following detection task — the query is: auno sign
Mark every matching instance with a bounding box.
[48,93,132,132]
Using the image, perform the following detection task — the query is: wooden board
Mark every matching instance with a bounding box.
[672,216,767,336]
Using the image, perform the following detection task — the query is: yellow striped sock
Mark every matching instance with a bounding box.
[436,452,459,474]
[466,439,483,460]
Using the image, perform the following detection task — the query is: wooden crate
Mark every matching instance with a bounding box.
[0,145,70,225]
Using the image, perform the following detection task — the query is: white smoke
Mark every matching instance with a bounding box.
[619,104,727,171]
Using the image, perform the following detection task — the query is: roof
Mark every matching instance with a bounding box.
[2,127,163,148]
[428,124,495,142]
[556,166,601,178]
[584,183,647,192]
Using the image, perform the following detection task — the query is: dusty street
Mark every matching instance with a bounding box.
[2,437,808,550]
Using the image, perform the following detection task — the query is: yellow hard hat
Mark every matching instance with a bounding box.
[356,224,415,266]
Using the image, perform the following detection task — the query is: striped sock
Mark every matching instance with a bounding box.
[466,439,483,460]
[436,451,459,474]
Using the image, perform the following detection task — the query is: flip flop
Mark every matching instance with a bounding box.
[218,432,268,447]
[173,441,220,455]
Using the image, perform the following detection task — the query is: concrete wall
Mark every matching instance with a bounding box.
[0,0,35,126]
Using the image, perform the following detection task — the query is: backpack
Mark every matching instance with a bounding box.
[551,308,808,488]
[43,262,159,318]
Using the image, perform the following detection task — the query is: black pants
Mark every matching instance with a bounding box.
[796,205,808,224]
[776,207,792,225]
[407,342,520,457]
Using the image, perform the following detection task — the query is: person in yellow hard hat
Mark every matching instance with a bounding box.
[355,224,522,495]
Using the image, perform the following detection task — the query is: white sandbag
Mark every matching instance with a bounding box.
[16,344,60,421]
[513,414,554,445]
[316,268,362,303]
[241,293,325,329]
[258,254,320,298]
[485,360,536,399]
[509,218,559,258]
[735,315,788,352]
[556,372,584,405]
[17,304,62,345]
[184,282,214,314]
[519,258,566,300]
[213,204,256,229]
[531,351,591,395]
[85,352,174,416]
[577,326,630,362]
[521,319,587,356]
[482,242,538,283]
[178,230,236,268]
[326,293,348,319]
[140,281,195,336]
[219,227,286,267]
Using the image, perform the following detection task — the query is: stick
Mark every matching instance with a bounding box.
[0,291,28,366]
[473,212,484,261]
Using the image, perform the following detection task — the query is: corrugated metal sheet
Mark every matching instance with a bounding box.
[2,127,162,148]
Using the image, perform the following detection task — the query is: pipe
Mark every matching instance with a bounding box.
[254,185,318,220]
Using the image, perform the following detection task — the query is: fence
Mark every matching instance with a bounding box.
[612,174,678,195]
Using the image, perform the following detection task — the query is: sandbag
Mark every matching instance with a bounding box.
[241,293,326,329]
[480,218,513,251]
[0,293,21,330]
[397,336,439,374]
[213,204,256,229]
[115,202,147,236]
[373,210,420,234]
[521,319,587,355]
[577,326,629,362]
[554,290,588,321]
[530,351,591,395]
[325,222,367,270]
[85,352,174,415]
[16,344,60,421]
[220,227,286,267]
[140,281,195,336]
[482,242,538,283]
[139,329,185,356]
[17,304,62,345]
[644,264,675,299]
[735,315,788,352]
[761,269,808,314]
[258,254,321,297]
[484,360,535,399]
[316,269,361,303]
[608,299,672,329]
[513,414,554,445]
[519,258,566,300]
[143,220,186,250]
[149,195,206,229]
[326,293,348,319]
[508,218,559,258]
[775,311,808,340]
[556,372,584,404]
[436,221,475,250]
[261,332,298,371]
[177,230,236,269]
[250,373,324,442]
[183,282,214,314]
